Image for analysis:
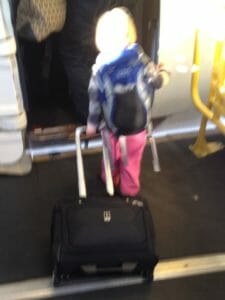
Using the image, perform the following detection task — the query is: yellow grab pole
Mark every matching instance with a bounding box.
[213,42,225,120]
[208,39,225,134]
[191,30,214,120]
[190,30,224,157]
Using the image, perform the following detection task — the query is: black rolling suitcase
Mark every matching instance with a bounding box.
[51,126,158,286]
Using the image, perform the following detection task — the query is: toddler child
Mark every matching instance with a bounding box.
[86,7,170,197]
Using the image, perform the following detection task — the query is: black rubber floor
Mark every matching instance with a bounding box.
[0,134,225,289]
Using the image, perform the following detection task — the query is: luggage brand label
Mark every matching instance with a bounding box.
[103,211,111,222]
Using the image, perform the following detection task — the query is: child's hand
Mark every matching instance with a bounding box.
[86,124,96,136]
[145,61,170,87]
[157,63,165,71]
[157,63,171,86]
[157,63,171,73]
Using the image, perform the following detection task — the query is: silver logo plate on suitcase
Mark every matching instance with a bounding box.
[103,211,111,222]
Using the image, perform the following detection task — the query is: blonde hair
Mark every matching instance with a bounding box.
[95,7,137,53]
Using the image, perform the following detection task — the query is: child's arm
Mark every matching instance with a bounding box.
[86,74,102,136]
[139,49,170,89]
[144,61,170,89]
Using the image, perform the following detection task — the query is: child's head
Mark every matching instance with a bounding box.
[95,7,137,55]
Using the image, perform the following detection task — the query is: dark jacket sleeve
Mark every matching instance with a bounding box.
[87,74,102,128]
[139,49,170,89]
[143,62,170,89]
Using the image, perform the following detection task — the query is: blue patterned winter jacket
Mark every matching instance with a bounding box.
[87,43,169,135]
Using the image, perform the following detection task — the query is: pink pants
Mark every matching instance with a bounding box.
[101,129,147,196]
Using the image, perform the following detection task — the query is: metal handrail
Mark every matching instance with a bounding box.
[191,29,225,134]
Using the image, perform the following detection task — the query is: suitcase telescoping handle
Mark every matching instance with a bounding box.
[75,126,114,199]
